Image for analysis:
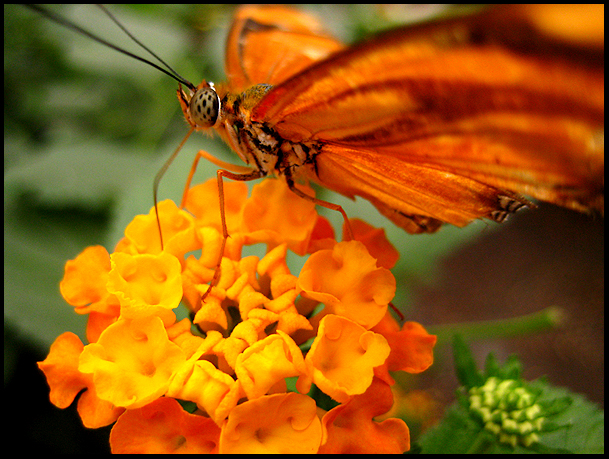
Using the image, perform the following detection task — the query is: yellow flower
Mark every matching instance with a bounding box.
[79,316,186,409]
[235,331,305,400]
[107,251,183,324]
[116,199,198,259]
[219,392,322,453]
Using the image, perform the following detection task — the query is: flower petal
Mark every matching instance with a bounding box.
[59,245,118,315]
[38,332,90,409]
[118,200,198,259]
[345,218,399,269]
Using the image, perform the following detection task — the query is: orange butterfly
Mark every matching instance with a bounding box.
[177,5,603,235]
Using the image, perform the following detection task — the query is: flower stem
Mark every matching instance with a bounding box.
[427,306,565,343]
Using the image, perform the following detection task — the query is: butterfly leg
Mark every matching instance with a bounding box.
[200,167,263,302]
[180,149,255,208]
[284,175,354,240]
[154,127,195,249]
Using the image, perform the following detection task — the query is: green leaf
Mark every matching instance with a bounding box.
[452,334,484,389]
[529,380,604,454]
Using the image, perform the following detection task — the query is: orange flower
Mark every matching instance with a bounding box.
[298,241,395,329]
[191,288,230,333]
[37,332,124,428]
[42,162,441,453]
[297,315,390,403]
[59,245,119,316]
[319,377,410,453]
[219,392,322,453]
[184,178,249,234]
[110,397,221,453]
[242,179,321,255]
[345,218,400,269]
[79,316,186,409]
[372,312,437,374]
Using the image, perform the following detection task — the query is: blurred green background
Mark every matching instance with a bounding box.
[5,5,603,453]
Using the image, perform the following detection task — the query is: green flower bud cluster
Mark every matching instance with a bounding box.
[468,377,544,447]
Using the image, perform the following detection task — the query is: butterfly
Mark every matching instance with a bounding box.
[175,4,603,236]
[24,5,603,238]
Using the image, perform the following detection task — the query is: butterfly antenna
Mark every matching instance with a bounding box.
[95,4,194,90]
[25,4,196,90]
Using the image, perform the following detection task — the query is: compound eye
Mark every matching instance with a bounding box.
[189,86,220,128]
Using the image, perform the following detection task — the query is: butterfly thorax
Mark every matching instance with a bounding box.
[217,84,320,181]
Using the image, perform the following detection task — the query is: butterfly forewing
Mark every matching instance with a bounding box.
[224,5,344,93]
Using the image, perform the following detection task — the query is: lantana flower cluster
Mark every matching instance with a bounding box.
[38,177,437,453]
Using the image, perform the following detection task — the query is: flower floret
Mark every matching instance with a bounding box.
[167,359,239,425]
[59,245,118,315]
[107,251,182,323]
[235,331,305,400]
[116,199,198,259]
[219,392,322,453]
[79,316,186,409]
[298,315,390,403]
[298,241,395,329]
[109,397,221,453]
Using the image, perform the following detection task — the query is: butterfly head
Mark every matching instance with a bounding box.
[178,81,221,130]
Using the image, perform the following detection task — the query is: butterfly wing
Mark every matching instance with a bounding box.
[251,5,604,232]
[312,144,533,233]
[224,5,344,93]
